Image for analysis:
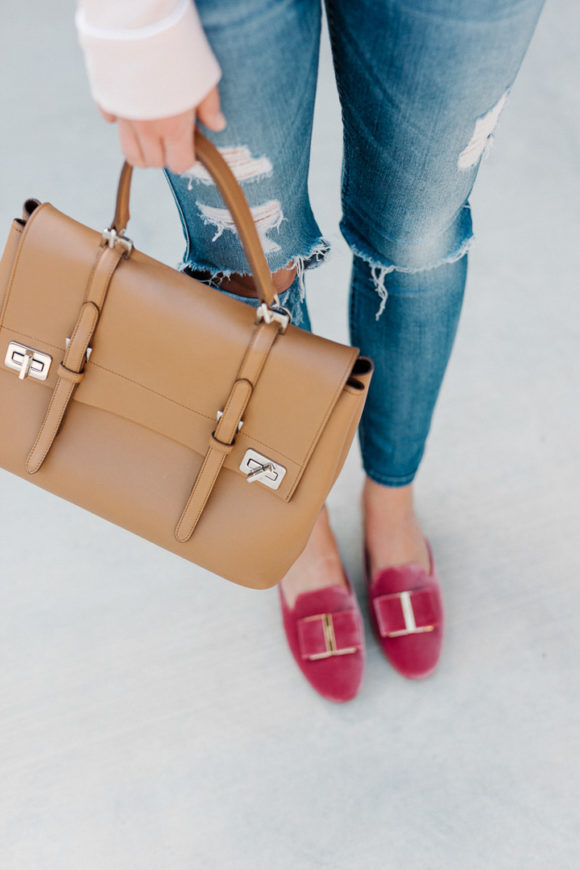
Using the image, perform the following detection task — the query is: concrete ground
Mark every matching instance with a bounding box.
[1,2,579,868]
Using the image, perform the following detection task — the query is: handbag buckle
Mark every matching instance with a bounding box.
[240,449,286,490]
[4,341,52,381]
[65,337,92,363]
[255,295,291,333]
[101,227,134,256]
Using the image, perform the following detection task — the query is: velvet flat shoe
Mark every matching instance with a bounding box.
[278,574,365,703]
[365,537,443,679]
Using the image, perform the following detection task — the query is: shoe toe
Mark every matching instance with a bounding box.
[380,625,443,680]
[300,648,365,703]
[279,582,365,703]
[366,538,444,680]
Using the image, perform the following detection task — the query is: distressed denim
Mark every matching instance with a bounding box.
[165,0,544,486]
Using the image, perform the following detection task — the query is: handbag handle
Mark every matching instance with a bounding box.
[106,127,278,308]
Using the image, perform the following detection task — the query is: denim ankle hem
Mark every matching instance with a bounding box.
[363,465,418,488]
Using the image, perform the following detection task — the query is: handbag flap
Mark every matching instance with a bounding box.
[0,203,359,502]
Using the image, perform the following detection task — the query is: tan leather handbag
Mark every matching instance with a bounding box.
[0,130,372,588]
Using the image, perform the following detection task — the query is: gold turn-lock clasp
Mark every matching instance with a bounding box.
[4,341,52,381]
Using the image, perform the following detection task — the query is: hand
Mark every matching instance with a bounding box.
[98,85,225,174]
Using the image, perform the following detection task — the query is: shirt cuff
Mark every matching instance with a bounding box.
[75,0,222,120]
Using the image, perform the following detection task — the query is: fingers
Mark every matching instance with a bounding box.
[107,89,225,173]
[134,121,166,168]
[118,118,166,169]
[118,119,146,168]
[197,86,226,132]
[163,111,197,174]
[116,111,195,172]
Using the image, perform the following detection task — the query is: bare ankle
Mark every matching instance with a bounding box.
[362,477,416,518]
[279,504,346,607]
[362,478,429,575]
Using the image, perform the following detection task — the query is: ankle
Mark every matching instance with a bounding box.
[279,504,347,607]
[361,478,430,576]
[362,478,417,524]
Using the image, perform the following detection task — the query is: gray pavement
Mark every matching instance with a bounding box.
[1,2,579,868]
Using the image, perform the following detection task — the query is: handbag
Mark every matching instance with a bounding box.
[0,129,373,589]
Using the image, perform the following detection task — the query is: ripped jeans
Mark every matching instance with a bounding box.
[164,0,544,487]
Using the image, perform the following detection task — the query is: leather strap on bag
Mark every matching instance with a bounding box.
[175,319,280,542]
[111,130,277,308]
[26,243,126,473]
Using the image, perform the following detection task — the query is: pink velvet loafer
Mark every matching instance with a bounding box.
[365,538,444,680]
[278,574,365,703]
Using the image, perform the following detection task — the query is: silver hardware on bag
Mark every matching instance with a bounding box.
[240,448,286,490]
[4,342,52,381]
[65,337,92,362]
[216,410,243,432]
[101,226,134,256]
[255,293,291,333]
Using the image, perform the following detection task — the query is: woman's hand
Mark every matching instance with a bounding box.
[98,85,225,174]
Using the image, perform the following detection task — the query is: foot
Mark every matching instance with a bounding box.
[279,504,347,608]
[363,478,444,679]
[278,505,365,702]
[362,478,430,578]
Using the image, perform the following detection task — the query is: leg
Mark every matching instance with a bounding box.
[352,256,467,574]
[326,0,545,574]
[164,0,329,296]
[163,0,347,604]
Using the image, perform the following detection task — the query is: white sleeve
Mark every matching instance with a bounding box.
[75,0,222,120]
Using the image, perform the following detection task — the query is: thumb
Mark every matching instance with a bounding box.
[196,86,226,132]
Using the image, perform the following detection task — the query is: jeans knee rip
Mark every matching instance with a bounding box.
[178,141,330,301]
[349,237,473,321]
[179,238,330,313]
[197,199,285,253]
[285,241,330,301]
[182,145,273,188]
[458,91,509,170]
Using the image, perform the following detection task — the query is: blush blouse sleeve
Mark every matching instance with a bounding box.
[75,0,222,119]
